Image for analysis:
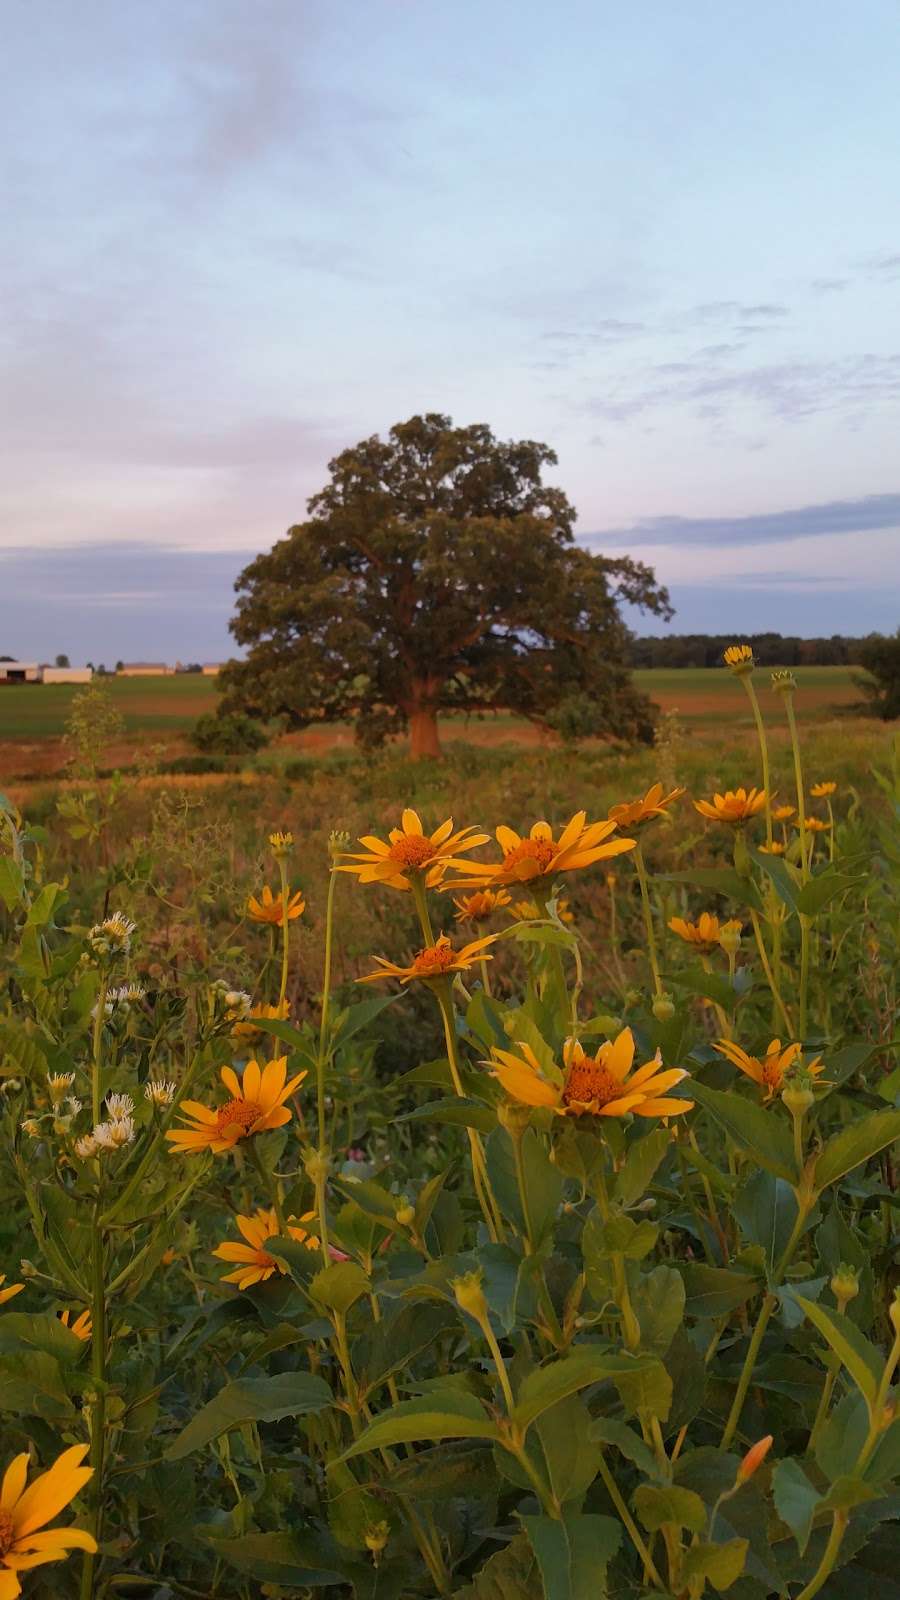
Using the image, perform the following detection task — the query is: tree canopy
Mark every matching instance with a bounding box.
[220,413,672,757]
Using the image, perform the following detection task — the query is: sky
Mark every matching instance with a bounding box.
[1,0,899,664]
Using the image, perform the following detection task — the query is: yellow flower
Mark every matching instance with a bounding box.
[231,999,290,1040]
[723,643,755,675]
[772,803,796,821]
[452,889,512,923]
[449,812,634,889]
[246,885,305,926]
[694,787,768,825]
[489,1029,692,1121]
[268,830,294,856]
[358,933,499,986]
[798,816,830,833]
[0,1277,23,1309]
[759,841,786,855]
[58,1309,92,1342]
[338,810,489,893]
[607,782,684,828]
[0,1443,96,1596]
[213,1206,317,1290]
[668,913,741,954]
[165,1057,306,1155]
[810,781,837,799]
[714,1037,823,1100]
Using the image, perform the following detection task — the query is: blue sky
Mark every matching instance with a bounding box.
[2,0,898,663]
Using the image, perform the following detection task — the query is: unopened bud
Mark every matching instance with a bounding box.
[737,1434,773,1482]
[18,1259,38,1278]
[497,1098,532,1138]
[269,830,294,858]
[719,921,742,957]
[395,1202,416,1228]
[652,993,675,1023]
[329,829,351,859]
[782,1081,815,1117]
[452,1269,489,1323]
[830,1264,860,1308]
[303,1148,331,1185]
[770,670,796,695]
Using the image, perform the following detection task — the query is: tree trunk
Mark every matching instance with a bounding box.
[409,707,442,759]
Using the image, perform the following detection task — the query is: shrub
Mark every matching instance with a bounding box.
[191,710,269,754]
[855,631,900,720]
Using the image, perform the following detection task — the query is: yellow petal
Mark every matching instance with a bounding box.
[1,1454,29,1512]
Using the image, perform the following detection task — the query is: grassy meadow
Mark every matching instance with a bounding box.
[1,659,899,1599]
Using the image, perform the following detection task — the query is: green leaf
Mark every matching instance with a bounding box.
[680,1539,748,1592]
[667,966,751,1011]
[751,848,801,912]
[795,1296,882,1406]
[0,1311,85,1366]
[0,1350,74,1419]
[819,1475,879,1512]
[614,1127,672,1208]
[207,1530,345,1587]
[309,1262,370,1314]
[589,1416,661,1480]
[612,1356,673,1422]
[453,1534,542,1600]
[661,868,763,912]
[400,1097,497,1133]
[679,1264,761,1319]
[166,1371,333,1459]
[631,1265,685,1355]
[634,1483,707,1533]
[0,856,24,910]
[796,871,865,917]
[486,1125,563,1246]
[25,882,65,928]
[331,991,397,1047]
[533,1395,604,1506]
[773,1458,820,1555]
[339,1390,501,1461]
[814,1110,900,1191]
[734,1170,800,1276]
[511,1350,657,1429]
[521,1512,621,1600]
[689,1080,797,1182]
[358,1301,457,1394]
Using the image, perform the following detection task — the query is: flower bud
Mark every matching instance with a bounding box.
[830,1264,860,1308]
[329,829,351,859]
[770,669,796,695]
[18,1259,38,1279]
[652,993,675,1023]
[737,1434,773,1482]
[718,921,742,957]
[304,1148,331,1185]
[452,1269,489,1323]
[497,1098,532,1138]
[395,1201,416,1228]
[782,1081,815,1117]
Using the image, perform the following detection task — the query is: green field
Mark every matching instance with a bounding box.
[0,664,864,739]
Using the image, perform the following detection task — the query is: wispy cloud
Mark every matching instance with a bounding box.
[587,492,900,547]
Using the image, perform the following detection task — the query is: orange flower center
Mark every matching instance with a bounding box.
[411,944,458,976]
[216,1098,264,1139]
[761,1057,783,1091]
[0,1511,14,1557]
[388,836,435,868]
[503,838,556,876]
[254,1250,277,1271]
[563,1057,621,1110]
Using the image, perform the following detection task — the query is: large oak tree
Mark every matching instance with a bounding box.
[220,414,672,758]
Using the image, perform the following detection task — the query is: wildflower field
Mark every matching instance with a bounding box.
[1,656,898,1600]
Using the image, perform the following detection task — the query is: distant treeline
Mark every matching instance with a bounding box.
[628,632,880,668]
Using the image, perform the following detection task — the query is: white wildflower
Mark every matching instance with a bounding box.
[105,1092,135,1123]
[47,1071,76,1104]
[144,1079,176,1108]
[74,1133,100,1159]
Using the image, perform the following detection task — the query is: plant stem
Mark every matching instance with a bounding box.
[91,977,109,1123]
[80,1205,107,1600]
[275,856,291,1013]
[479,1315,516,1416]
[749,908,794,1033]
[794,1511,848,1600]
[743,677,774,850]
[596,1450,665,1589]
[511,1131,535,1254]
[720,1291,776,1450]
[799,914,811,1040]
[317,866,338,1151]
[433,981,502,1243]
[633,841,662,998]
[783,692,808,882]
